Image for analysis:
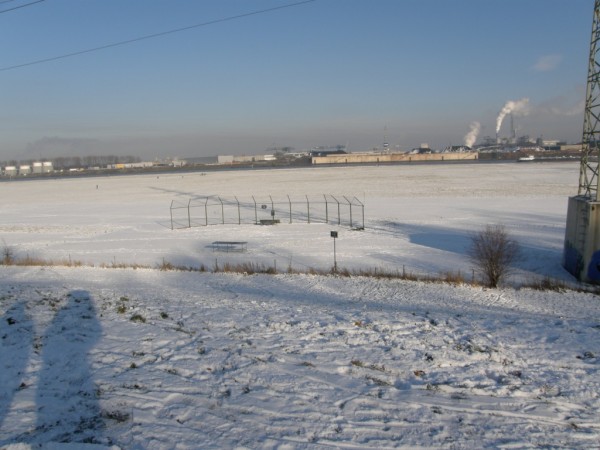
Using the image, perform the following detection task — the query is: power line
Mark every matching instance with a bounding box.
[0,0,44,14]
[0,0,317,72]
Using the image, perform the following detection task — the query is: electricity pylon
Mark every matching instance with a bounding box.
[579,0,600,200]
[563,0,600,283]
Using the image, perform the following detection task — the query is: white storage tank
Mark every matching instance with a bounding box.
[19,165,31,175]
[33,162,43,174]
[4,166,17,176]
[42,161,53,173]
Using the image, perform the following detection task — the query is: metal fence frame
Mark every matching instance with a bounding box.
[170,194,365,230]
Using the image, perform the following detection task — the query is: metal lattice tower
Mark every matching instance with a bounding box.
[579,0,600,200]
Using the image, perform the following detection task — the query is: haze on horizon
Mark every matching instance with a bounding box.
[0,0,592,161]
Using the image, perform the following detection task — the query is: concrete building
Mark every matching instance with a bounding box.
[312,151,478,165]
[217,154,275,164]
[3,166,17,176]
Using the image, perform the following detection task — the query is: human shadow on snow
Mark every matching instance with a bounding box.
[0,301,32,432]
[32,290,104,445]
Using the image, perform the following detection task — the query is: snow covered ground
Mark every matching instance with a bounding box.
[1,161,599,448]
[0,162,580,281]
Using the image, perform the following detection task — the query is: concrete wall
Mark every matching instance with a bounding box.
[312,152,478,165]
[563,195,600,283]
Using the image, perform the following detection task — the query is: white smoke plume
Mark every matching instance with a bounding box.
[464,121,481,148]
[496,98,530,134]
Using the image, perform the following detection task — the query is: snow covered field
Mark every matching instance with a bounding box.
[0,162,581,281]
[1,162,599,448]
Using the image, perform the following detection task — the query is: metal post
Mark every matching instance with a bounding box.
[352,196,365,229]
[218,196,224,224]
[343,196,352,228]
[252,196,258,224]
[204,197,208,226]
[235,196,241,225]
[187,199,192,228]
[324,194,329,224]
[306,195,310,223]
[334,238,337,272]
[361,203,364,229]
[330,230,338,272]
[170,200,174,230]
[288,195,292,223]
[331,195,341,225]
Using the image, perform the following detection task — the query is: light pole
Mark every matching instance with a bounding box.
[330,231,338,272]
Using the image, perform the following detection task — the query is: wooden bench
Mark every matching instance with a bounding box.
[211,241,248,252]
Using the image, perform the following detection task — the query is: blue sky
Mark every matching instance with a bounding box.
[0,0,593,160]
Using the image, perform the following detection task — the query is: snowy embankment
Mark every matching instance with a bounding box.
[1,266,599,449]
[0,162,599,448]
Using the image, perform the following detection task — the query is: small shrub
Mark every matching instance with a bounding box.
[307,267,326,275]
[264,265,277,275]
[2,240,15,265]
[524,276,567,292]
[16,255,49,266]
[468,224,521,288]
[130,314,146,323]
[102,410,131,423]
[158,259,175,271]
[333,267,351,277]
[365,375,391,386]
[213,261,277,275]
[441,271,467,285]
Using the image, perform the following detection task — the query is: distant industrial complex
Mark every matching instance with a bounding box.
[0,136,583,177]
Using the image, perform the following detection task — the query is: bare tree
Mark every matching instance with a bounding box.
[1,239,15,265]
[469,224,521,287]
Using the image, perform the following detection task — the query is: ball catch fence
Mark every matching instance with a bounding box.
[170,195,365,230]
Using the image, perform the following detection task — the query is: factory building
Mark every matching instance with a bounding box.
[1,162,53,176]
[3,166,17,176]
[312,151,478,165]
[218,154,276,164]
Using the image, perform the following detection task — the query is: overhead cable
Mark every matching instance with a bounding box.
[0,0,45,14]
[0,0,316,72]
